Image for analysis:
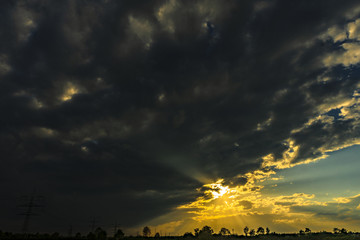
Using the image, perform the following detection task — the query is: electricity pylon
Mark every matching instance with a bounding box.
[18,194,43,234]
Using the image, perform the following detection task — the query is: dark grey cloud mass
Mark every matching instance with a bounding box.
[1,0,360,233]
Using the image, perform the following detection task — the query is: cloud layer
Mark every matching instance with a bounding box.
[1,0,360,234]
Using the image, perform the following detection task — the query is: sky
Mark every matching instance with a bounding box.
[1,0,360,236]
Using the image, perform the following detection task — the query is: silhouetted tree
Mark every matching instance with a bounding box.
[115,229,124,239]
[154,232,160,238]
[51,232,60,239]
[87,232,96,240]
[305,228,311,234]
[299,230,305,235]
[266,227,270,235]
[75,232,81,238]
[333,228,340,234]
[256,227,264,235]
[95,227,107,240]
[219,227,230,235]
[340,228,348,234]
[249,229,255,236]
[194,228,200,237]
[143,226,151,237]
[198,226,213,239]
[184,232,194,237]
[244,226,249,236]
[200,225,213,234]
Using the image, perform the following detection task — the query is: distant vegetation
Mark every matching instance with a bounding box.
[1,225,360,240]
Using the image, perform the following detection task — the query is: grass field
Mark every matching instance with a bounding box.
[1,232,360,240]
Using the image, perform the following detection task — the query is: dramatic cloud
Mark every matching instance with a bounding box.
[1,0,360,234]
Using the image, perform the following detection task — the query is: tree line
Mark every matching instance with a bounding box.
[0,225,357,239]
[144,225,357,238]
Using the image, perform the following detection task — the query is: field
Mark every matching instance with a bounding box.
[1,232,360,240]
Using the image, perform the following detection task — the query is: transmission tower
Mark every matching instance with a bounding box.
[90,218,98,232]
[68,224,73,237]
[113,221,118,236]
[18,195,43,234]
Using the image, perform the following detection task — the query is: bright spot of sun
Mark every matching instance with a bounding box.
[203,179,230,199]
[178,178,253,221]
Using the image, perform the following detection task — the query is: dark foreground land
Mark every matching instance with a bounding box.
[1,233,360,240]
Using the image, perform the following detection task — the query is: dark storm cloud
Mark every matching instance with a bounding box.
[2,0,360,233]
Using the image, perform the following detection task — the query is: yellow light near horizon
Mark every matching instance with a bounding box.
[178,178,256,222]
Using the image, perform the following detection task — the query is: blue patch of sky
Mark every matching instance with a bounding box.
[324,64,360,84]
[325,108,342,120]
[261,145,360,201]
